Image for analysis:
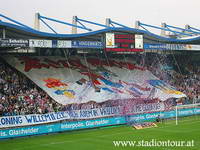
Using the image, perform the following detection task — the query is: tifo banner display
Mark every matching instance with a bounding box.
[0,103,165,128]
[4,56,186,105]
[144,43,200,51]
[0,39,29,47]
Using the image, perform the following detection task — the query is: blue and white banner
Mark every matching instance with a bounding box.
[0,106,121,128]
[52,40,72,48]
[0,117,125,139]
[0,102,165,128]
[60,117,125,131]
[28,39,103,48]
[1,107,200,139]
[128,107,200,122]
[72,41,103,48]
[144,43,200,51]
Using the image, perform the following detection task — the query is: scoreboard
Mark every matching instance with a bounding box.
[105,33,143,52]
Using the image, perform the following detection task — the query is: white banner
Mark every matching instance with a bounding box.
[135,34,143,49]
[106,33,115,48]
[57,40,72,48]
[29,39,52,48]
[0,103,165,128]
[185,44,200,51]
[0,107,120,128]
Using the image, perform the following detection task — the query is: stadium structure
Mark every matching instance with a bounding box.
[0,13,200,146]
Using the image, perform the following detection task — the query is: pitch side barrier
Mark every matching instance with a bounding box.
[0,106,200,139]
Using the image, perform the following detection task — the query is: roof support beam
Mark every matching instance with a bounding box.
[39,14,92,32]
[109,19,130,28]
[76,17,108,28]
[34,13,40,31]
[40,18,57,34]
[0,14,32,29]
[2,28,6,39]
[71,16,77,34]
[138,21,193,36]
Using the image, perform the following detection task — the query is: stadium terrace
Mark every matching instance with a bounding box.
[0,14,199,149]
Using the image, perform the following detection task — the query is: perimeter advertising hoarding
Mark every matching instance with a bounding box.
[0,107,200,139]
[0,39,103,49]
[29,40,102,48]
[144,43,200,51]
[0,39,29,47]
[72,41,103,49]
[29,39,53,48]
[0,117,125,139]
[105,33,143,52]
[53,40,72,48]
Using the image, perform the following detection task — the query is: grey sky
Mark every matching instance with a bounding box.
[0,0,199,34]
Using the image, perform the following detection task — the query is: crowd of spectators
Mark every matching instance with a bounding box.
[169,56,200,104]
[144,53,200,104]
[0,53,199,117]
[0,60,64,116]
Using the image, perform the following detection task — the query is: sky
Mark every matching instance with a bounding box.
[0,0,200,34]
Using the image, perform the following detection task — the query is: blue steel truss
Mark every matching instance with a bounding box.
[38,14,92,32]
[106,18,130,28]
[0,14,33,29]
[187,25,200,33]
[1,13,200,43]
[165,24,200,35]
[75,17,108,29]
[138,21,200,37]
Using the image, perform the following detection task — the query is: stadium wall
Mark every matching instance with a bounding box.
[0,107,200,139]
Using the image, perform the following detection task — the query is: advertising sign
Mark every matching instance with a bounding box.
[0,117,125,139]
[0,39,29,47]
[135,34,143,49]
[72,41,103,48]
[57,40,72,48]
[0,107,200,139]
[29,39,52,48]
[106,33,115,48]
[144,43,200,51]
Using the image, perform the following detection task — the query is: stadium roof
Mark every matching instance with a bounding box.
[1,13,200,44]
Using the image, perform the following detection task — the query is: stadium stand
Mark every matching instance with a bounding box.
[0,53,199,117]
[0,14,200,141]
